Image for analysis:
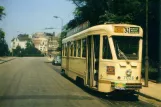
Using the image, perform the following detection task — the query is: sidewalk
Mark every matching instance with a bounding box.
[139,80,161,102]
[0,57,16,64]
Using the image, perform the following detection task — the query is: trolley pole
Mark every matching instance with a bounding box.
[144,0,149,87]
[158,0,161,83]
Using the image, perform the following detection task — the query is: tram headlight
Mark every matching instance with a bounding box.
[126,69,132,77]
[136,76,139,80]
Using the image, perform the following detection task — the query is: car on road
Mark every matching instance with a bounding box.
[52,56,61,65]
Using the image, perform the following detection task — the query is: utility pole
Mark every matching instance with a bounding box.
[53,16,63,64]
[158,0,161,83]
[144,0,149,87]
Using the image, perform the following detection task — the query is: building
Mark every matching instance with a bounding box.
[11,34,30,50]
[47,35,60,56]
[32,32,48,55]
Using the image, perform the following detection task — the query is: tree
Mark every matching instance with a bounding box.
[0,37,9,56]
[67,0,144,29]
[0,6,5,20]
[13,45,23,57]
[24,39,42,56]
[0,6,9,56]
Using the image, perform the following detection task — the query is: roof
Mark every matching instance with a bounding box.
[62,24,143,43]
[11,38,15,41]
[18,35,30,41]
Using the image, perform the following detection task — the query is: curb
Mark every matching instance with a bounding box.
[138,92,161,102]
[0,58,16,64]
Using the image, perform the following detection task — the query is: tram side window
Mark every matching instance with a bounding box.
[103,36,112,59]
[71,42,74,56]
[65,44,67,56]
[64,44,66,57]
[62,44,64,56]
[74,41,76,57]
[82,38,86,57]
[77,40,81,57]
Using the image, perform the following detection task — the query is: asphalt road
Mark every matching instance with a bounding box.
[0,57,155,107]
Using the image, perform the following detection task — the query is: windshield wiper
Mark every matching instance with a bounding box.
[117,44,129,61]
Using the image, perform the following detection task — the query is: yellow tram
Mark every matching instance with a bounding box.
[61,23,143,93]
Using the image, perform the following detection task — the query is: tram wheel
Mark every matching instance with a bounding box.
[76,77,84,87]
[61,69,65,76]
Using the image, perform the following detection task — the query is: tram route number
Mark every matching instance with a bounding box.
[124,76,134,80]
[125,27,139,34]
[114,26,139,34]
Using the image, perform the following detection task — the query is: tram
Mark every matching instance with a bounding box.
[61,22,143,93]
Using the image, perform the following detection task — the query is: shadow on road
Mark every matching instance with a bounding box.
[0,95,94,100]
[50,64,139,102]
[44,62,52,63]
[62,74,139,102]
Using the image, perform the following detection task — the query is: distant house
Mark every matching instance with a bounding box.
[47,35,59,56]
[31,32,60,56]
[45,32,60,56]
[32,32,48,55]
[11,34,30,50]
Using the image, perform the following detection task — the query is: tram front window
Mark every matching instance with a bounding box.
[112,36,140,60]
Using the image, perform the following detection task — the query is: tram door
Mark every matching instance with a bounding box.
[87,35,100,88]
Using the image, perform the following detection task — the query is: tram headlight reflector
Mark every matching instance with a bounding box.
[126,69,132,77]
[117,76,121,80]
[106,66,115,74]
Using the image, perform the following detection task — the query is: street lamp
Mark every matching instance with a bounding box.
[53,16,63,31]
[53,16,63,63]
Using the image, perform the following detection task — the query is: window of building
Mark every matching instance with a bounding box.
[77,40,81,57]
[82,38,86,57]
[102,36,112,59]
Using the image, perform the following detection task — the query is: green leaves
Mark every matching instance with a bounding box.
[67,0,145,29]
[0,6,5,20]
[0,29,5,39]
[0,6,8,56]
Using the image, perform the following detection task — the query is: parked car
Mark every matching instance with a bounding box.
[53,56,61,65]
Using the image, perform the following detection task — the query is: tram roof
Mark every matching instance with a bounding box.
[62,24,143,43]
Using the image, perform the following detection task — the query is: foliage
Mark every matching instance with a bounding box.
[67,0,145,29]
[0,28,5,39]
[57,31,67,50]
[0,38,9,56]
[25,39,42,56]
[13,39,43,57]
[0,6,9,56]
[0,6,5,20]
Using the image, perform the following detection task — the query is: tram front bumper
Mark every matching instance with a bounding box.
[111,82,142,90]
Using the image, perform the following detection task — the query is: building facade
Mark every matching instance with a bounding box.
[32,32,48,55]
[47,35,60,56]
[11,34,30,50]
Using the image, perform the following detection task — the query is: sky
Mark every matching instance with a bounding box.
[0,0,75,47]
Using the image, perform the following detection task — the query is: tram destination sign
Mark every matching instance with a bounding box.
[114,26,139,34]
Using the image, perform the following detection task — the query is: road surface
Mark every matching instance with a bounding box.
[0,57,154,107]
